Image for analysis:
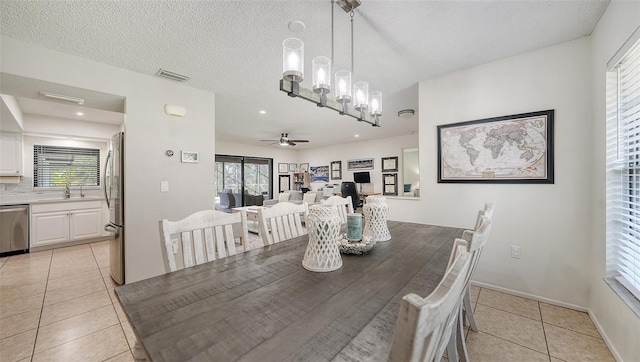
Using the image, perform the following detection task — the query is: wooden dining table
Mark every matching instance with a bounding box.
[115,221,463,362]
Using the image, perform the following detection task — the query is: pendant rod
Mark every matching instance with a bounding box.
[350,10,354,75]
[331,0,334,67]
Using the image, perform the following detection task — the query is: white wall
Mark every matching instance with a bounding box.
[406,37,593,308]
[296,133,419,196]
[589,2,640,361]
[216,140,299,194]
[23,114,120,140]
[1,36,216,283]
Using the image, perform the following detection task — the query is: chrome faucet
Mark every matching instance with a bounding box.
[80,185,85,198]
[64,182,71,199]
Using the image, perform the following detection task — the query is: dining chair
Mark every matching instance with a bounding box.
[257,201,309,245]
[388,245,472,362]
[321,195,354,224]
[159,209,249,272]
[447,214,493,362]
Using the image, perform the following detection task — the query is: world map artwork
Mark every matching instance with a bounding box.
[440,115,550,180]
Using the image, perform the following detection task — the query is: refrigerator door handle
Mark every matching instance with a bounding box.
[103,150,112,209]
[104,222,120,237]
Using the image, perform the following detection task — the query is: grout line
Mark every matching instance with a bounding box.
[542,321,606,340]
[539,302,552,359]
[476,302,543,323]
[473,330,551,358]
[29,252,53,361]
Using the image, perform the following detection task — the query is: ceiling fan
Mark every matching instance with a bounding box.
[260,133,309,146]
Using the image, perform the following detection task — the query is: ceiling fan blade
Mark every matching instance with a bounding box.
[288,141,297,146]
[289,139,309,143]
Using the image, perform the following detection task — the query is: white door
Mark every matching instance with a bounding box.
[70,209,102,240]
[31,211,69,246]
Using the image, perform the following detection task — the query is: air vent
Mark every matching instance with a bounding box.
[155,69,190,82]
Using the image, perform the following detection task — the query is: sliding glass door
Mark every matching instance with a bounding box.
[215,155,272,207]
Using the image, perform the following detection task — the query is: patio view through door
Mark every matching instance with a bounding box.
[215,155,272,207]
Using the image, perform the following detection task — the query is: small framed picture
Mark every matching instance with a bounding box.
[382,156,398,172]
[331,160,342,180]
[383,173,398,195]
[300,163,309,172]
[289,163,298,172]
[181,151,199,163]
[278,163,288,173]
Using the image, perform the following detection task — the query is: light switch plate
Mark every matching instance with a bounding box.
[160,181,169,192]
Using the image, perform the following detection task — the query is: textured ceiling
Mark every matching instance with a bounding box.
[0,0,609,149]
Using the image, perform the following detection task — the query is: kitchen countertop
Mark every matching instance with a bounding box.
[0,194,105,206]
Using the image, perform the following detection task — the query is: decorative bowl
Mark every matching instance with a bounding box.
[337,234,375,255]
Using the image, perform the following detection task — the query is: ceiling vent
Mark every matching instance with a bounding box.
[155,69,190,82]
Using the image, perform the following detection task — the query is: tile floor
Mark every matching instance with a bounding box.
[1,240,615,362]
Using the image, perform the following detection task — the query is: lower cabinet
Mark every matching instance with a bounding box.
[31,200,103,248]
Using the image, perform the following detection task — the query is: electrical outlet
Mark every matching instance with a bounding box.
[160,181,169,192]
[511,246,521,259]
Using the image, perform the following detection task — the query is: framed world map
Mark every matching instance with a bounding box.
[437,110,554,183]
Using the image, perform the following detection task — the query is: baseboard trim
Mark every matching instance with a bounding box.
[470,281,588,312]
[471,281,623,361]
[588,310,623,362]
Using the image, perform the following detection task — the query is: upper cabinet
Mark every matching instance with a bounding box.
[0,132,23,176]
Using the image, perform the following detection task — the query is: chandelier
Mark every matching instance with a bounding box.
[280,0,382,127]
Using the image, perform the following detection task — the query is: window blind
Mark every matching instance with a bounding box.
[33,145,100,187]
[607,34,640,303]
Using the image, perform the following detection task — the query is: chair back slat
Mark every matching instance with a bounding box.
[321,195,353,224]
[159,210,247,272]
[258,202,309,245]
[389,246,472,362]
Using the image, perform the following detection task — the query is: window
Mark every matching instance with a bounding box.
[33,145,100,187]
[606,28,640,315]
[214,155,273,206]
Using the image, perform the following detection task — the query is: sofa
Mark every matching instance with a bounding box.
[263,190,323,207]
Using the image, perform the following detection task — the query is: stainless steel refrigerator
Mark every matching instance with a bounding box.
[104,132,125,285]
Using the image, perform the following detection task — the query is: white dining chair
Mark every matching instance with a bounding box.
[388,245,472,362]
[159,209,249,272]
[321,195,353,224]
[257,201,309,245]
[447,214,493,362]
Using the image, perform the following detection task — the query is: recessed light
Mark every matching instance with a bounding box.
[354,134,359,138]
[259,110,266,114]
[76,112,84,116]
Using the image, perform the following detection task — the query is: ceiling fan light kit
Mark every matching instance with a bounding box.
[280,0,382,127]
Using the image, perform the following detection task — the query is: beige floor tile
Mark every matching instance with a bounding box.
[32,324,129,362]
[90,240,110,249]
[112,297,128,323]
[105,350,135,362]
[540,303,600,338]
[0,328,37,362]
[52,244,92,255]
[49,254,96,268]
[0,292,44,319]
[40,290,112,326]
[100,266,112,278]
[44,276,106,306]
[473,304,547,353]
[92,249,110,268]
[0,256,8,268]
[0,281,46,302]
[0,308,41,339]
[2,257,51,271]
[6,250,52,263]
[0,271,48,289]
[545,324,615,362]
[120,320,138,349]
[46,268,102,291]
[550,358,565,362]
[48,260,99,279]
[466,331,550,362]
[469,285,481,303]
[35,305,119,353]
[477,288,541,321]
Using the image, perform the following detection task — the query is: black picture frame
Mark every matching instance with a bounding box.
[383,173,398,195]
[381,156,398,172]
[437,109,554,184]
[330,161,342,180]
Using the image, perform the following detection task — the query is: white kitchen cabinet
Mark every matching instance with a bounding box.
[0,132,23,176]
[31,200,103,248]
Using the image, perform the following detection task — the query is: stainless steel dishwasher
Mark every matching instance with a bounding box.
[0,204,29,257]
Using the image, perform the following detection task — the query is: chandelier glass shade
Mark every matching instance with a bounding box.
[279,1,382,127]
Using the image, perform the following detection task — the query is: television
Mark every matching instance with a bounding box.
[353,171,371,184]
